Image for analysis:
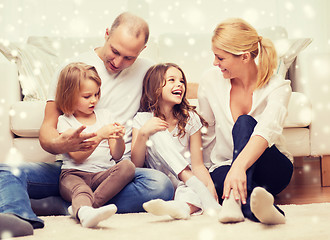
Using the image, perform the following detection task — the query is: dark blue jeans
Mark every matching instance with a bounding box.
[210,115,293,222]
[0,161,174,228]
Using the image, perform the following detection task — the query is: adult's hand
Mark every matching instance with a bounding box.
[54,126,97,153]
[222,164,247,204]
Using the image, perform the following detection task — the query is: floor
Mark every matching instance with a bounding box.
[275,157,330,205]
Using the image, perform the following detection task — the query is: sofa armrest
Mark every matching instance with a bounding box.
[295,52,330,156]
[0,54,21,162]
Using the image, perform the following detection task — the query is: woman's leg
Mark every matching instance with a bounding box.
[232,115,293,222]
[210,166,244,223]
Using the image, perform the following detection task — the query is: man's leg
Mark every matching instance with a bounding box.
[21,161,70,216]
[0,213,33,238]
[107,168,174,213]
[0,164,44,229]
[0,161,67,229]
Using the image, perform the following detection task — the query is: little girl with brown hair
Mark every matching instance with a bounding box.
[131,63,220,219]
[55,62,135,228]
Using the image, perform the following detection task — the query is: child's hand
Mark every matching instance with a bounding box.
[110,122,126,139]
[140,117,168,137]
[98,123,125,140]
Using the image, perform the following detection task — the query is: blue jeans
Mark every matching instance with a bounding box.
[0,162,174,228]
[210,115,293,222]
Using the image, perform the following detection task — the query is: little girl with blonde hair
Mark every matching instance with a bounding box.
[55,62,135,228]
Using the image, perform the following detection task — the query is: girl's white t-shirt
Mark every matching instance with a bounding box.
[57,109,116,173]
[133,111,203,165]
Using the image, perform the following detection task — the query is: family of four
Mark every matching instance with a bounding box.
[0,12,293,237]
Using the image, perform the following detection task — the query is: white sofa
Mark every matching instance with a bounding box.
[1,27,329,184]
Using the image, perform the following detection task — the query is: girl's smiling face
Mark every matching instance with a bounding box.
[160,66,186,107]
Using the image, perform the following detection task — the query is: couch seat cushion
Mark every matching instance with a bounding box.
[10,101,46,137]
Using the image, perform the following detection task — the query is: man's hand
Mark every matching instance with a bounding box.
[54,125,97,153]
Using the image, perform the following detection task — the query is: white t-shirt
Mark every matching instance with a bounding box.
[57,109,116,172]
[133,111,203,166]
[198,67,292,172]
[48,49,154,159]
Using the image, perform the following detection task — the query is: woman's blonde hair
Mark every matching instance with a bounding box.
[139,63,207,138]
[55,62,101,115]
[212,18,277,88]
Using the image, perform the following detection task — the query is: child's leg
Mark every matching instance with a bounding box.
[185,175,221,212]
[143,183,200,220]
[78,205,117,228]
[60,170,118,228]
[59,170,94,218]
[91,159,135,208]
[143,199,190,220]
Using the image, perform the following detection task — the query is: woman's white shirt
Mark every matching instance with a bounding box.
[198,67,292,172]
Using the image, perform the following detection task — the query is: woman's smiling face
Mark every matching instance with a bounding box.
[212,45,243,79]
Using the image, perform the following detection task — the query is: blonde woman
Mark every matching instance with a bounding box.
[198,18,293,224]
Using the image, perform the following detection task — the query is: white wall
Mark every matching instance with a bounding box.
[0,0,329,53]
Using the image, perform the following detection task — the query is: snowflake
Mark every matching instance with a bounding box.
[285,2,294,11]
[201,126,207,134]
[303,164,311,173]
[1,231,13,239]
[146,140,153,147]
[184,151,191,159]
[5,147,25,167]
[303,5,315,19]
[126,119,133,127]
[19,111,27,119]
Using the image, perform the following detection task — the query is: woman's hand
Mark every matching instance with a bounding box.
[222,163,247,204]
[140,117,168,137]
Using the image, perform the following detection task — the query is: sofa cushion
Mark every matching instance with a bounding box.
[0,40,59,101]
[284,92,312,128]
[273,38,312,77]
[27,36,104,63]
[10,101,46,137]
[13,138,55,163]
[282,128,310,157]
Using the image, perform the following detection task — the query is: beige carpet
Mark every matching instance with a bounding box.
[18,203,330,240]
